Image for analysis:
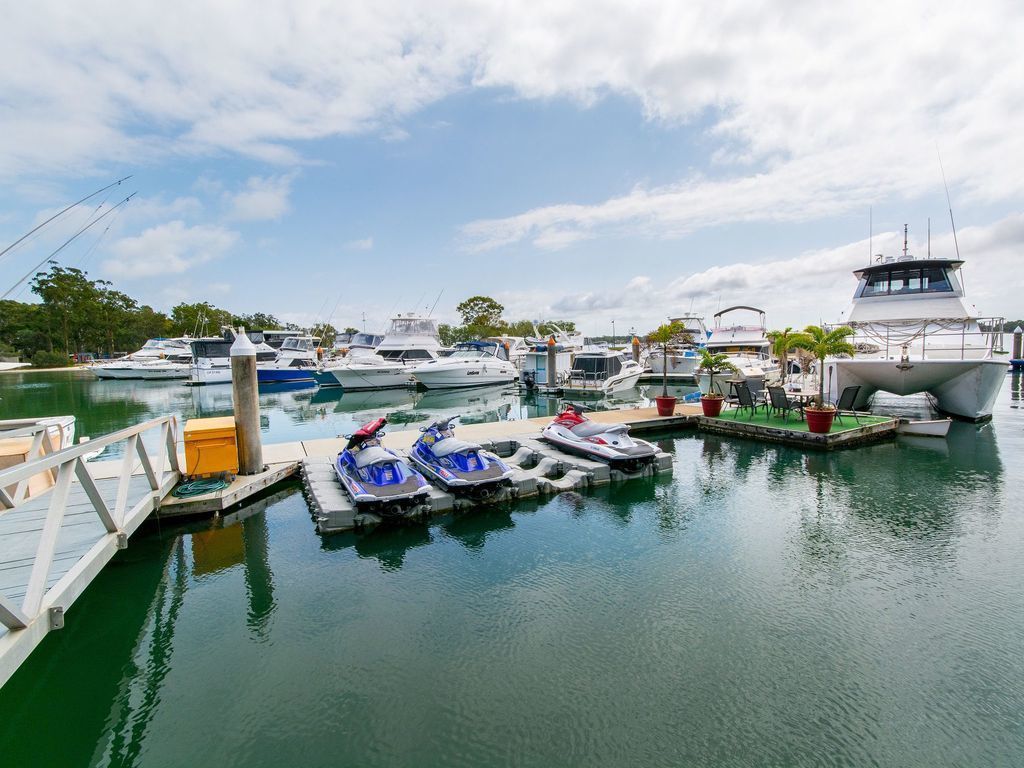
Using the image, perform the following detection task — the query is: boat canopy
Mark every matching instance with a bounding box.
[387,317,439,336]
[853,259,963,298]
[572,353,623,378]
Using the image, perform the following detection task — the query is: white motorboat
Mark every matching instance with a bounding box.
[0,415,76,451]
[564,347,644,394]
[411,341,518,389]
[257,335,320,384]
[133,360,190,380]
[696,306,781,396]
[335,331,384,360]
[896,418,952,437]
[648,315,709,378]
[328,314,442,390]
[188,332,278,385]
[92,337,193,379]
[526,324,585,350]
[828,248,1006,421]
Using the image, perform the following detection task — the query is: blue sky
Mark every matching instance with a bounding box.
[2,1,1023,334]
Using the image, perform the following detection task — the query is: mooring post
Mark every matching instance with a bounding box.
[1013,325,1023,361]
[546,335,557,388]
[231,328,264,475]
[632,335,640,364]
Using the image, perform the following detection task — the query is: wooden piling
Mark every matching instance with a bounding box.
[632,336,640,363]
[231,328,264,475]
[546,335,557,388]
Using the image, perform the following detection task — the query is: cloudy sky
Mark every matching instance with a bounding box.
[2,0,1022,335]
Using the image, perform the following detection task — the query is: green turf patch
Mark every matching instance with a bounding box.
[710,407,891,433]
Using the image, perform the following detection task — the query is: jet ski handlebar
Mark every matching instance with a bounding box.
[421,415,459,432]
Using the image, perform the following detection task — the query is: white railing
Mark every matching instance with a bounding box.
[833,317,1005,361]
[0,416,179,654]
[0,423,59,508]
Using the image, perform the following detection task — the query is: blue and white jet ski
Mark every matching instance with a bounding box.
[335,417,430,518]
[409,416,515,499]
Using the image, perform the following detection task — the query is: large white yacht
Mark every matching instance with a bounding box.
[327,314,442,390]
[695,306,780,395]
[827,251,1006,421]
[92,338,193,379]
[411,340,518,389]
[648,315,709,379]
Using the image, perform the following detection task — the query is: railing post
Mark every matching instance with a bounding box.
[21,461,75,617]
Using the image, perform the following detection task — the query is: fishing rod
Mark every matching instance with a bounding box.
[427,288,444,317]
[0,175,132,263]
[2,191,136,300]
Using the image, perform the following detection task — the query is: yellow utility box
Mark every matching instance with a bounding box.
[183,417,239,479]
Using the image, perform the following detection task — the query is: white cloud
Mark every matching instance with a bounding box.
[103,220,239,278]
[493,214,1024,334]
[225,173,296,222]
[344,237,374,251]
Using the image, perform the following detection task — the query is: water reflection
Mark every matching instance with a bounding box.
[441,506,517,551]
[1011,372,1022,405]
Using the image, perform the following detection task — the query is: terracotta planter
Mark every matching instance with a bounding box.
[804,407,836,434]
[655,395,677,417]
[700,395,725,417]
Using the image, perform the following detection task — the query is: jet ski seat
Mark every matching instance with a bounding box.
[570,421,628,437]
[432,437,481,457]
[353,445,394,468]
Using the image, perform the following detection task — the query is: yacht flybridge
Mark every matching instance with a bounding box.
[411,341,517,389]
[327,314,442,390]
[696,307,780,395]
[829,252,1005,420]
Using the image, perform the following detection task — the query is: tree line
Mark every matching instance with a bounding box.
[439,296,576,347]
[0,264,309,367]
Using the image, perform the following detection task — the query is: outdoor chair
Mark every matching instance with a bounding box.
[767,385,802,422]
[731,382,766,420]
[833,385,862,424]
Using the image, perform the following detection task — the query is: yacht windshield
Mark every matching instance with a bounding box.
[350,333,381,347]
[858,266,959,297]
[281,338,314,352]
[388,318,439,336]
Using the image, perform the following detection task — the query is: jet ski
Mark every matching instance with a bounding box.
[409,416,515,499]
[541,404,658,471]
[335,417,430,519]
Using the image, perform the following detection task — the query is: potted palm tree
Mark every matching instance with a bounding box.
[647,320,686,416]
[766,326,802,383]
[791,325,855,433]
[696,348,737,417]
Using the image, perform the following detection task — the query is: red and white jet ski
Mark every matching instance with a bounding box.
[540,404,657,471]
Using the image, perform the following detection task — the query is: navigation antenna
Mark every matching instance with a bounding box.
[868,207,872,265]
[427,288,444,317]
[937,147,961,259]
[903,224,908,259]
[927,218,931,258]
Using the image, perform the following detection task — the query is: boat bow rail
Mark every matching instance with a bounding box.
[835,316,1005,359]
[0,416,181,688]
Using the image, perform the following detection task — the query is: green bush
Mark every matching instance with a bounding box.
[31,350,71,368]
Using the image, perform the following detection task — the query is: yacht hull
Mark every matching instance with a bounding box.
[190,365,231,385]
[412,368,516,389]
[832,358,1005,421]
[649,353,698,377]
[135,365,190,380]
[257,368,315,385]
[92,366,139,380]
[329,365,414,390]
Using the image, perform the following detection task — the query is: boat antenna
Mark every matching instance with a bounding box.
[937,146,961,259]
[0,175,132,264]
[427,288,444,317]
[903,224,908,259]
[868,207,872,265]
[2,191,136,300]
[927,217,931,258]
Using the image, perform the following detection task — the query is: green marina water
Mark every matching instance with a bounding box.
[2,371,1023,766]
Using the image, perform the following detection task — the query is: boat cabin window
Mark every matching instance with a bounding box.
[857,266,959,297]
[350,333,382,347]
[388,318,439,336]
[281,337,314,352]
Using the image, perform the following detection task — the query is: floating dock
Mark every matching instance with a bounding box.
[303,435,675,533]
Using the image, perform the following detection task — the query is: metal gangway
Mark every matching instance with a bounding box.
[0,416,180,688]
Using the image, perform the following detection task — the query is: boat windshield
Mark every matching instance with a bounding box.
[378,349,434,361]
[387,318,439,336]
[350,333,382,347]
[857,266,961,297]
[281,337,314,352]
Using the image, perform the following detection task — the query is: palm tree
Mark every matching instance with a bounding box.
[696,348,738,398]
[790,325,855,406]
[766,327,807,382]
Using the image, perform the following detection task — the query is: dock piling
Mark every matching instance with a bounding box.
[231,328,264,475]
[632,335,640,364]
[1013,326,1022,362]
[547,336,557,389]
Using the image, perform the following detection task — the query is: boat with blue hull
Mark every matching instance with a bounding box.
[257,335,319,386]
